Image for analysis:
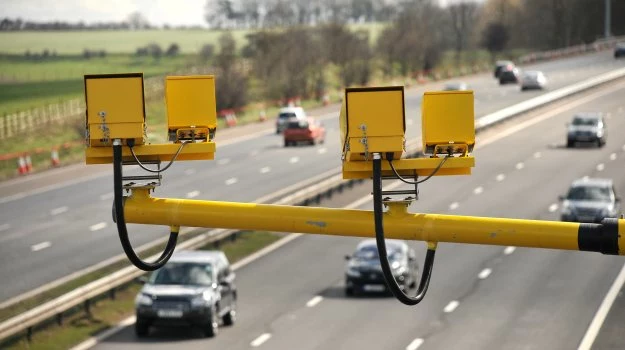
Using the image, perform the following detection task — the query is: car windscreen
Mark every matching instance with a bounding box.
[567,185,612,202]
[572,117,599,126]
[354,245,403,261]
[287,120,309,129]
[279,112,297,120]
[148,262,213,286]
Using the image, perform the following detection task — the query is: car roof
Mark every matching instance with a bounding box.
[279,107,304,114]
[356,239,406,250]
[496,60,513,65]
[573,112,602,119]
[168,250,225,264]
[570,177,613,188]
[523,70,542,75]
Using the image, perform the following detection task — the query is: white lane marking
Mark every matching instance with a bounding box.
[406,338,424,350]
[186,190,200,198]
[449,202,459,210]
[260,167,271,174]
[596,163,605,172]
[622,144,625,152]
[306,296,323,308]
[578,263,625,350]
[606,113,612,119]
[217,158,230,165]
[184,168,196,175]
[250,333,272,347]
[250,150,260,157]
[609,153,617,161]
[31,241,51,252]
[50,206,68,216]
[289,156,299,164]
[100,192,113,201]
[89,222,107,232]
[515,162,525,170]
[318,148,327,154]
[0,223,9,232]
[473,187,483,195]
[504,246,516,255]
[496,174,505,182]
[225,178,238,185]
[406,119,414,126]
[548,203,559,212]
[444,300,460,313]
[618,107,623,113]
[478,268,492,280]
[533,152,542,158]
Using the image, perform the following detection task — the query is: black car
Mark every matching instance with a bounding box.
[499,66,520,84]
[494,60,514,78]
[134,250,237,337]
[615,43,625,58]
[344,239,418,296]
[566,113,606,147]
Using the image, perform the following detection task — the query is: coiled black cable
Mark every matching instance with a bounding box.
[128,140,188,173]
[113,141,178,271]
[373,153,436,305]
[388,153,450,185]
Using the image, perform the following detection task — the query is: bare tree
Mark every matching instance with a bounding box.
[127,12,150,30]
[449,1,479,63]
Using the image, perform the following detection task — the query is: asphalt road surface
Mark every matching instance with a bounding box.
[91,78,625,348]
[0,50,623,303]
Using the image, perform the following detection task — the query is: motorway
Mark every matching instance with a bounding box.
[93,79,625,349]
[0,50,623,304]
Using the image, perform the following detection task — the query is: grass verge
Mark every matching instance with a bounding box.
[1,231,284,350]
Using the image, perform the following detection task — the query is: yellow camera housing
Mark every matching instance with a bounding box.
[339,86,405,162]
[84,73,146,147]
[422,91,475,155]
[166,75,217,142]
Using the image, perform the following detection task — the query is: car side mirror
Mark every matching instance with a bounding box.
[137,276,148,284]
[558,195,565,201]
[408,256,416,262]
[345,255,351,261]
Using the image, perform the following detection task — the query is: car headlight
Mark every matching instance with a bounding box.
[135,293,153,307]
[191,292,212,308]
[346,266,361,278]
[596,130,604,137]
[561,202,572,215]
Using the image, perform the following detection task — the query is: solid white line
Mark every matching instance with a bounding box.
[478,268,492,280]
[515,162,525,170]
[99,193,113,201]
[50,206,68,216]
[473,186,483,195]
[444,300,460,313]
[622,144,625,152]
[31,241,51,252]
[250,150,260,157]
[596,163,605,171]
[217,158,230,165]
[578,263,625,350]
[449,202,459,210]
[89,222,107,232]
[609,153,617,161]
[184,168,196,175]
[0,223,10,232]
[318,148,327,154]
[504,246,516,255]
[548,203,559,212]
[225,178,238,185]
[289,156,299,164]
[496,174,506,182]
[69,316,136,350]
[186,190,200,198]
[306,295,323,308]
[260,167,271,174]
[406,338,424,350]
[250,333,272,347]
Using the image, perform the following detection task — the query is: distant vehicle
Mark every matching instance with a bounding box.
[283,117,326,146]
[344,239,418,296]
[443,81,469,91]
[614,43,625,58]
[494,60,514,78]
[560,178,620,223]
[134,250,237,338]
[276,107,307,134]
[520,70,548,90]
[566,113,606,148]
[499,65,520,85]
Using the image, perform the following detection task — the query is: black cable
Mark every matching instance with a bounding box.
[129,141,188,173]
[114,141,178,271]
[388,154,450,185]
[373,153,436,305]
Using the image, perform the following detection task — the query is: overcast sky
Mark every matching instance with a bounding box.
[2,0,208,27]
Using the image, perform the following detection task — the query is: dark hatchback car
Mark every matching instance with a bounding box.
[344,239,418,296]
[499,65,520,84]
[560,178,620,223]
[134,250,237,338]
[566,113,606,147]
[494,60,514,78]
[615,43,625,58]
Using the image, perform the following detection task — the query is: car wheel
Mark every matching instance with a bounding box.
[345,286,354,296]
[520,87,526,91]
[222,300,236,326]
[135,319,150,337]
[284,140,290,147]
[204,306,219,337]
[566,139,574,148]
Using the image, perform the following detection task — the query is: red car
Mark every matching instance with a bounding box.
[283,117,326,146]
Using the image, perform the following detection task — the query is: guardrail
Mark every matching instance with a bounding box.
[3,66,625,344]
[518,35,625,64]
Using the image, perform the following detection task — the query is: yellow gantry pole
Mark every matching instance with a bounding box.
[124,189,625,256]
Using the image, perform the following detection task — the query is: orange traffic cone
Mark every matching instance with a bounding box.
[25,154,33,173]
[258,110,267,122]
[17,156,27,175]
[51,148,60,167]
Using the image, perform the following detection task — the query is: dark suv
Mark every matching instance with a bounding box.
[560,178,621,223]
[344,239,418,296]
[134,250,237,337]
[566,113,606,147]
[615,43,625,58]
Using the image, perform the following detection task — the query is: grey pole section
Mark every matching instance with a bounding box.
[605,0,611,38]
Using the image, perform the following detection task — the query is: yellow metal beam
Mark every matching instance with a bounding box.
[123,189,625,255]
[85,142,215,164]
[342,156,474,179]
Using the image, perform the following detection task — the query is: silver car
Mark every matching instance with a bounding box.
[560,178,621,223]
[520,70,547,90]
